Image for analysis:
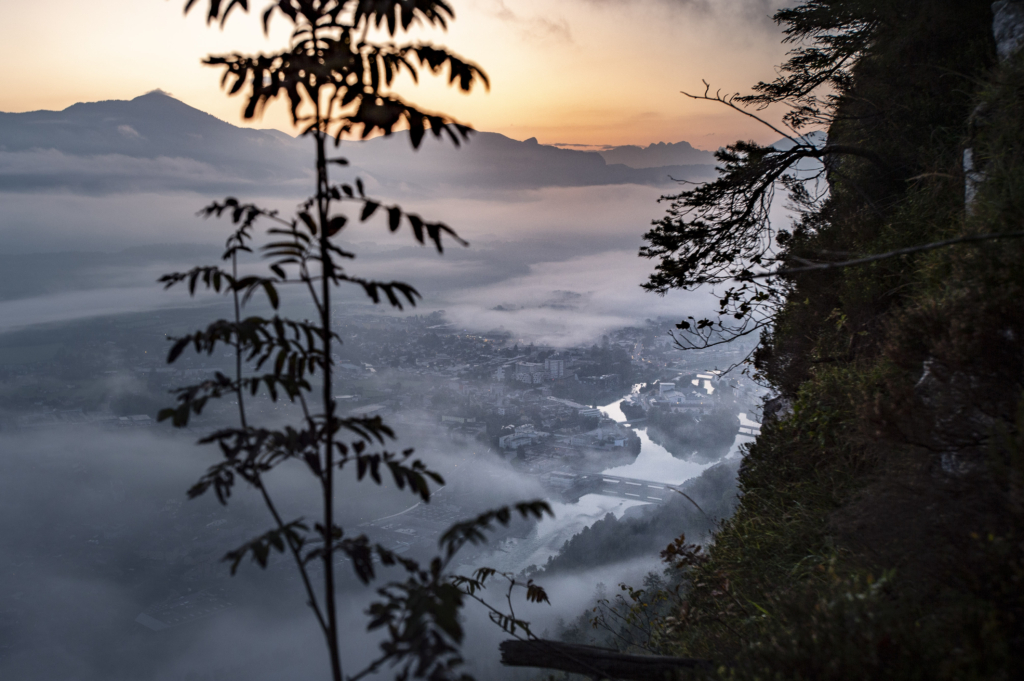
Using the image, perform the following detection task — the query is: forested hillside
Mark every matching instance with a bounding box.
[634,0,1024,677]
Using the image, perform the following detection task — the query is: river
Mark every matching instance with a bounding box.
[597,392,756,484]
[474,389,758,572]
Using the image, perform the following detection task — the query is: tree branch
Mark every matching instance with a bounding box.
[682,80,802,146]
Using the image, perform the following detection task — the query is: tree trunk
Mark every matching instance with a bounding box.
[499,639,712,681]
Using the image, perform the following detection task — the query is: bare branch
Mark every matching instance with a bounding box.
[682,80,802,146]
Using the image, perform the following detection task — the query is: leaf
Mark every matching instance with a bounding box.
[408,214,425,244]
[339,536,375,584]
[222,520,307,576]
[262,280,279,309]
[361,201,380,221]
[526,581,550,604]
[326,216,347,237]
[167,337,191,364]
[298,211,318,236]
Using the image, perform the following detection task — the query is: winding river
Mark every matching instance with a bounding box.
[476,391,758,572]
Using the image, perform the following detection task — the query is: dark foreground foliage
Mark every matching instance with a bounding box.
[161,3,552,680]
[626,1,1024,678]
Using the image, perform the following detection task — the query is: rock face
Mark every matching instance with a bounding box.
[993,0,1024,61]
[964,2,1024,211]
[761,395,793,425]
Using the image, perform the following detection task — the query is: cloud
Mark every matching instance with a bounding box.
[118,124,143,139]
[0,425,550,680]
[0,189,302,254]
[487,0,574,44]
[434,249,713,346]
[0,286,179,333]
[0,181,719,344]
[577,0,778,32]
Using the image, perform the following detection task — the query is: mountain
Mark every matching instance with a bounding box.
[0,92,716,195]
[338,133,717,193]
[0,91,310,188]
[596,140,715,168]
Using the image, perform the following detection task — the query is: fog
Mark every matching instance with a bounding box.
[0,415,741,679]
[0,91,764,679]
[0,183,716,343]
[0,425,547,680]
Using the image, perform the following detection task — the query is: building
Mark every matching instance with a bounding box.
[499,433,533,449]
[545,358,565,379]
[514,361,545,383]
[498,424,548,449]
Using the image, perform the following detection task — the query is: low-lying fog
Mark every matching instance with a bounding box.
[0,94,769,680]
[0,181,716,345]
[0,400,748,680]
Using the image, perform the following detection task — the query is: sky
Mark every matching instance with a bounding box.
[0,0,791,147]
[0,0,806,344]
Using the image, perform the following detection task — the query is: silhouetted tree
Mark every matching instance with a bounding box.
[639,2,895,353]
[160,2,550,679]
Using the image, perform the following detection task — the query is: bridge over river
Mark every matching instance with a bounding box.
[539,471,685,505]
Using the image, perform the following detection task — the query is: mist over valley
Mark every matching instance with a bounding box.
[0,90,760,680]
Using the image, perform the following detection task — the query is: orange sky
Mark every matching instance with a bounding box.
[0,0,793,148]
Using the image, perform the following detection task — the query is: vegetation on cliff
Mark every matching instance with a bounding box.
[624,0,1024,677]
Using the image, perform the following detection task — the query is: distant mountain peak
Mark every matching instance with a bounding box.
[0,94,717,195]
[596,140,715,169]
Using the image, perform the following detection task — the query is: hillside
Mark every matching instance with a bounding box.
[614,1,1024,678]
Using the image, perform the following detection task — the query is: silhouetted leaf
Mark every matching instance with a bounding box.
[361,201,380,221]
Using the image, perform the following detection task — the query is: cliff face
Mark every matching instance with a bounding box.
[655,2,1024,676]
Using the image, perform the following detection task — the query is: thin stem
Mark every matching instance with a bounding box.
[233,219,331,658]
[671,318,768,351]
[232,250,248,430]
[233,213,330,650]
[303,263,325,318]
[316,108,343,680]
[256,479,328,634]
[505,579,518,625]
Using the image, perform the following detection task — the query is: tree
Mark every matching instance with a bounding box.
[638,0,962,357]
[160,2,550,679]
[618,2,1024,677]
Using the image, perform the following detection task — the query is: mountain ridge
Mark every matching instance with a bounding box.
[0,92,716,195]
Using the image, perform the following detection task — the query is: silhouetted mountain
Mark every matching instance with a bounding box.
[339,132,717,193]
[596,140,715,168]
[0,92,716,195]
[0,91,309,186]
[770,130,827,150]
